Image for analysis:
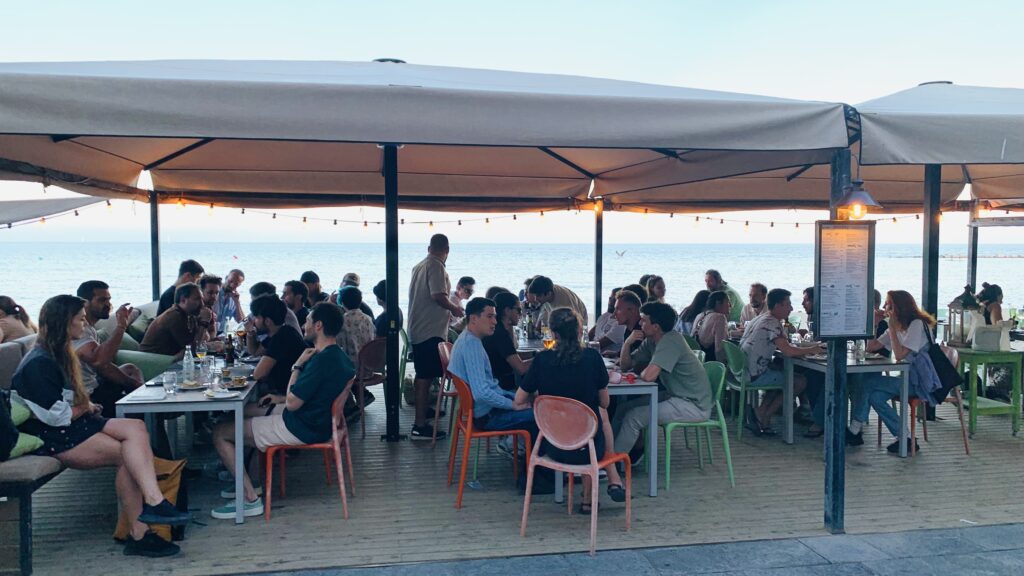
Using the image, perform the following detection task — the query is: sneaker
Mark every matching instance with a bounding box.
[886,438,920,454]
[211,497,265,519]
[217,469,233,483]
[138,499,192,526]
[220,485,263,499]
[410,424,445,441]
[845,429,864,446]
[425,408,446,421]
[495,437,515,460]
[123,531,180,557]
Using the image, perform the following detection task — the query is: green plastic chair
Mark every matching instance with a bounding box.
[721,340,781,439]
[694,349,706,363]
[662,361,734,489]
[682,333,700,352]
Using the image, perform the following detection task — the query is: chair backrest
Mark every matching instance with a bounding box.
[437,341,453,375]
[356,337,387,378]
[721,340,749,383]
[330,376,357,441]
[682,334,700,351]
[694,349,706,363]
[399,327,410,352]
[703,361,727,405]
[450,374,475,423]
[533,395,598,451]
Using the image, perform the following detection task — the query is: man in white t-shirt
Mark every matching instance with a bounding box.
[448,276,476,330]
[739,283,768,327]
[74,280,143,417]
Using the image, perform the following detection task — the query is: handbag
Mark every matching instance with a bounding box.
[926,328,963,404]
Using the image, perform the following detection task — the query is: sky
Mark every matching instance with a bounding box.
[2,0,1023,244]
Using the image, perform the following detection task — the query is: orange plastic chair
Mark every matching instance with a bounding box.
[520,395,631,556]
[355,338,387,438]
[446,374,532,509]
[435,341,459,447]
[264,376,356,520]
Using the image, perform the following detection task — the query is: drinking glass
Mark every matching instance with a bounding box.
[196,342,208,361]
[162,372,177,395]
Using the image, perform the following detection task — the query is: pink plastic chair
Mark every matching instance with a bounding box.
[520,395,631,556]
[435,342,459,447]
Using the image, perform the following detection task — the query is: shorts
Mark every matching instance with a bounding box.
[412,336,445,379]
[751,368,785,388]
[250,405,304,451]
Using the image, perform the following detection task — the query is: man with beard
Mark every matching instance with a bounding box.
[214,269,246,334]
[249,295,308,397]
[74,280,144,417]
[141,283,211,358]
[199,275,224,342]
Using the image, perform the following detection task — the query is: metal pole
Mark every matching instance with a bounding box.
[966,202,979,291]
[382,144,403,442]
[922,165,942,316]
[149,191,161,301]
[824,148,850,534]
[594,201,604,323]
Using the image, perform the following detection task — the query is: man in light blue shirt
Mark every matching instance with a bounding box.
[215,269,246,334]
[448,297,536,438]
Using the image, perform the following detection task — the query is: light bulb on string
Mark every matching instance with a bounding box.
[106,200,113,212]
[400,218,405,225]
[513,214,517,221]
[176,197,185,209]
[272,213,277,219]
[719,219,724,225]
[770,222,774,228]
[302,216,307,225]
[485,218,490,224]
[39,217,46,225]
[744,220,749,231]
[74,210,79,216]
[795,222,800,229]
[540,211,545,217]
[208,203,214,216]
[333,219,338,226]
[458,220,462,226]
[428,221,434,228]
[241,208,245,215]
[363,220,368,228]
[892,217,898,224]
[915,214,920,220]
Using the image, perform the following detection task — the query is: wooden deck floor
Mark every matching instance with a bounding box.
[6,400,1024,575]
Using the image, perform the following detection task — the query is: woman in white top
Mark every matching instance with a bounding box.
[846,290,934,454]
[691,291,730,362]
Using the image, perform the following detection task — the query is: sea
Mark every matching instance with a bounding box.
[4,242,1024,323]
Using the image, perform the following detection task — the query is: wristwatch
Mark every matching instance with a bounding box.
[291,364,305,372]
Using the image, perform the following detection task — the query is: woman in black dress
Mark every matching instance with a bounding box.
[12,295,190,557]
[516,307,627,510]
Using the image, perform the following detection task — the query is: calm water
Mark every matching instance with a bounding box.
[4,242,1024,322]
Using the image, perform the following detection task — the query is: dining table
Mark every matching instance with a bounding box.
[116,361,257,523]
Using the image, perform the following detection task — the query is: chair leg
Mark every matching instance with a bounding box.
[588,470,599,556]
[736,388,745,439]
[447,397,459,458]
[705,428,714,464]
[567,473,574,515]
[921,405,929,442]
[447,424,461,486]
[910,404,917,457]
[456,434,472,509]
[279,449,287,497]
[720,419,736,488]
[323,449,333,485]
[264,448,275,521]
[696,428,704,469]
[333,444,349,519]
[344,437,356,495]
[472,439,481,481]
[624,459,632,531]
[519,462,536,537]
[18,488,32,576]
[664,426,673,491]
[952,389,971,456]
[431,380,445,446]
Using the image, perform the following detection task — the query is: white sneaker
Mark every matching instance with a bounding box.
[211,497,264,519]
[220,485,262,499]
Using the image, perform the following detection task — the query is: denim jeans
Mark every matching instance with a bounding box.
[851,373,902,437]
[479,408,538,442]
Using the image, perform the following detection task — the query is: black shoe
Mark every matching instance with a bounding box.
[426,408,446,421]
[138,499,192,526]
[887,438,920,454]
[410,424,445,441]
[123,531,181,557]
[845,429,864,446]
[362,390,376,407]
[627,446,644,468]
[606,483,627,503]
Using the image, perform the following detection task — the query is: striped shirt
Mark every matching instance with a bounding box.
[448,330,514,418]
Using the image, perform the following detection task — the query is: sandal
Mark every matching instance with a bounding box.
[606,483,626,503]
[579,502,595,514]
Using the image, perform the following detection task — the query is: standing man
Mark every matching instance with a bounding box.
[157,259,204,315]
[526,276,588,326]
[214,269,246,334]
[704,269,743,323]
[74,280,144,417]
[740,283,768,327]
[407,234,462,441]
[282,280,310,327]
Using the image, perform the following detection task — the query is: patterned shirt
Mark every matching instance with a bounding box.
[337,309,375,359]
[739,313,784,379]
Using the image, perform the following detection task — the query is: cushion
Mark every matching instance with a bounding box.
[0,341,23,392]
[10,401,29,425]
[116,350,175,383]
[13,334,37,354]
[0,454,63,485]
[127,315,154,342]
[119,332,140,352]
[8,433,43,459]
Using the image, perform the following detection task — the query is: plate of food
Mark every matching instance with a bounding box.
[204,389,241,400]
[223,376,250,390]
[178,379,207,390]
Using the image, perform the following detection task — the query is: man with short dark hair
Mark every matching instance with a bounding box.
[449,297,536,438]
[449,276,476,329]
[157,259,204,315]
[704,269,743,323]
[74,280,144,416]
[211,302,354,519]
[407,234,462,440]
[247,282,301,336]
[335,273,376,320]
[371,279,403,338]
[526,275,588,326]
[740,283,768,327]
[249,295,307,396]
[282,280,310,327]
[300,271,330,307]
[599,290,642,356]
[141,283,210,358]
[198,275,223,342]
[613,302,711,462]
[337,287,375,359]
[801,286,816,335]
[214,269,246,334]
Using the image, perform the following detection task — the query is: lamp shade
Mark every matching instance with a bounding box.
[836,179,882,219]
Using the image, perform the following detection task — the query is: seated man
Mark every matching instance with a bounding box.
[140,283,210,359]
[449,275,476,332]
[483,292,532,391]
[334,273,376,320]
[210,302,355,519]
[249,295,308,396]
[282,280,310,327]
[613,302,711,462]
[74,280,143,417]
[244,282,302,356]
[739,288,820,436]
[300,270,330,307]
[600,290,642,356]
[198,274,223,342]
[739,282,768,328]
[371,279,403,338]
[214,269,246,334]
[448,297,536,439]
[337,287,375,359]
[157,259,204,316]
[526,275,588,326]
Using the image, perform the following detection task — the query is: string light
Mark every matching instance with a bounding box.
[540,211,545,217]
[401,218,405,225]
[458,220,462,226]
[302,216,307,224]
[719,219,724,224]
[363,220,368,228]
[892,217,898,224]
[241,208,245,215]
[272,213,276,219]
[744,220,749,230]
[428,221,434,228]
[513,215,517,220]
[333,219,338,225]
[485,218,490,224]
[176,197,185,209]
[770,222,774,228]
[105,200,112,212]
[795,223,800,229]
[74,210,79,216]
[915,214,920,220]
[208,203,214,216]
[39,217,46,225]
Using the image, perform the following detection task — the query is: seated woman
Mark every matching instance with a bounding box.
[675,290,709,335]
[11,295,190,558]
[691,290,731,362]
[0,295,37,343]
[515,307,627,511]
[976,282,1012,400]
[845,290,934,453]
[483,292,532,391]
[976,282,1005,325]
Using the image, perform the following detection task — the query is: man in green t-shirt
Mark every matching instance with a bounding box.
[613,302,711,461]
[211,302,355,520]
[705,269,744,323]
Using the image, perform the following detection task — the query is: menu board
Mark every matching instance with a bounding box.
[814,221,875,339]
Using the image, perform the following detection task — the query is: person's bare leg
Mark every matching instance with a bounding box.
[759,376,806,426]
[599,408,623,487]
[213,418,259,501]
[414,376,431,428]
[116,465,150,539]
[101,419,165,504]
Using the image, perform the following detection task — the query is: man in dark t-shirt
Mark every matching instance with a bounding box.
[250,296,308,396]
[482,292,531,391]
[156,259,204,316]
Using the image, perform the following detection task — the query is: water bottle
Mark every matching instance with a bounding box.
[182,345,195,378]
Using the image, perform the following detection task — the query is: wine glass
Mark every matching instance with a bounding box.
[196,342,208,361]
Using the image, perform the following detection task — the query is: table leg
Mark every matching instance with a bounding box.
[234,403,245,524]
[1013,358,1022,436]
[783,359,794,444]
[648,390,658,497]
[899,370,909,458]
[968,361,978,436]
[554,471,564,504]
[145,413,158,451]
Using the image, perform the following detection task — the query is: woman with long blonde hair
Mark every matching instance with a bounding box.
[12,295,190,557]
[845,290,935,454]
